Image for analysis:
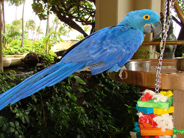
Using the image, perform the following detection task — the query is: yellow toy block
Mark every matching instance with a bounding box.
[154,106,174,115]
[160,90,173,97]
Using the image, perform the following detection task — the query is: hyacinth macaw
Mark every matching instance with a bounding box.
[0,9,161,110]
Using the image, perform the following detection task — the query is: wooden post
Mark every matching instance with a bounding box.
[173,90,184,138]
[0,0,3,71]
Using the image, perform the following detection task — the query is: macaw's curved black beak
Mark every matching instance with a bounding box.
[143,21,162,41]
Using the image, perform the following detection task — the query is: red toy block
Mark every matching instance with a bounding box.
[142,136,159,138]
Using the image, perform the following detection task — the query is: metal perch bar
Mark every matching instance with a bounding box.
[142,40,184,46]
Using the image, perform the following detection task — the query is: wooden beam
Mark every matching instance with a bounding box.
[142,40,184,46]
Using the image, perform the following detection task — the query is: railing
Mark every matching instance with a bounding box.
[142,40,184,46]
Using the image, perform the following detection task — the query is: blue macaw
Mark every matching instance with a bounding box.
[0,9,161,110]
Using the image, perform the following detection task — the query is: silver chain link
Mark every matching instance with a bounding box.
[155,0,175,93]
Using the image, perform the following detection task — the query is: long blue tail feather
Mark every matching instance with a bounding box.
[0,64,60,99]
[10,63,85,105]
[0,62,85,110]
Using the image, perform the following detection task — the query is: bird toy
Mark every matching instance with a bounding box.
[131,0,184,138]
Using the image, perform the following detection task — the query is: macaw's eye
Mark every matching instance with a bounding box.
[143,14,150,20]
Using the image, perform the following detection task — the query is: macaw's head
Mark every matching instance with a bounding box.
[120,9,162,40]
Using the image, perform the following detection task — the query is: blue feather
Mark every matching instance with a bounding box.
[0,9,160,110]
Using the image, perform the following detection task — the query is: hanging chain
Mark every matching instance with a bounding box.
[155,0,175,93]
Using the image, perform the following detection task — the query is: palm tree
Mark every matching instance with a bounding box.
[32,13,37,40]
[58,24,67,36]
[35,25,43,39]
[0,0,4,71]
[11,19,22,40]
[67,26,72,40]
[53,16,59,32]
[21,0,25,48]
[2,1,5,46]
[46,6,49,35]
[45,5,50,52]
[6,0,26,47]
[26,19,35,39]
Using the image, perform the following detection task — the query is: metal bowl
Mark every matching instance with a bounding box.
[125,60,151,72]
[176,57,184,71]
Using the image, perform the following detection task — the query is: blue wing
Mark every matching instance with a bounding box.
[62,25,144,74]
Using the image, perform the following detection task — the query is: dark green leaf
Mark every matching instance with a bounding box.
[74,76,86,85]
[2,123,9,131]
[9,122,15,128]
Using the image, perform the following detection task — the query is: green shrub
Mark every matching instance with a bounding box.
[0,71,140,138]
[3,39,57,64]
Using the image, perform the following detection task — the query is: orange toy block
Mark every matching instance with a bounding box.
[154,106,174,115]
[142,136,159,138]
[139,121,173,136]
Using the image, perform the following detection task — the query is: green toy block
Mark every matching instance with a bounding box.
[137,96,173,109]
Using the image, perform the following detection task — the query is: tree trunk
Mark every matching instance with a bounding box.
[45,6,50,52]
[55,16,59,31]
[33,14,36,40]
[15,6,17,20]
[2,1,5,46]
[0,0,3,71]
[46,8,50,35]
[37,20,41,39]
[21,0,25,48]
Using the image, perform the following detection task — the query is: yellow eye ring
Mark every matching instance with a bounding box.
[143,14,150,20]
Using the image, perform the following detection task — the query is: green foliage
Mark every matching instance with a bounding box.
[2,32,13,47]
[137,49,152,59]
[32,0,95,24]
[6,0,24,6]
[76,34,84,40]
[0,71,140,138]
[5,22,22,40]
[32,0,95,36]
[178,0,184,12]
[0,70,17,92]
[26,19,35,31]
[3,40,31,55]
[3,38,57,62]
[43,31,63,47]
[58,25,67,36]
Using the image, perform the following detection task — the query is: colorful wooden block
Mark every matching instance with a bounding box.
[133,122,140,132]
[154,106,174,115]
[136,132,142,138]
[136,104,153,114]
[142,136,159,138]
[139,122,173,136]
[137,96,173,109]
